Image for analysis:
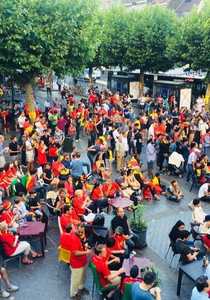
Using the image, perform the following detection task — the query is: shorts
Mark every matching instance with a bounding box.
[26,152,34,163]
[147,160,154,169]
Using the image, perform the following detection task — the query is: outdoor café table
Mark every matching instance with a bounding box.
[122,257,154,278]
[85,214,114,239]
[17,221,46,257]
[177,260,206,296]
[108,197,133,209]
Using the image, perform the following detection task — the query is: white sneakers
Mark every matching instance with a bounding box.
[0,285,19,298]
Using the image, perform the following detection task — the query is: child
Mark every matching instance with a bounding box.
[166,180,183,202]
[151,173,167,196]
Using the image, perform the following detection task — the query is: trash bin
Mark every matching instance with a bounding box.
[62,136,73,153]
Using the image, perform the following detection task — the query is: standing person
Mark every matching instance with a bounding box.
[37,140,48,168]
[135,129,143,156]
[9,136,20,162]
[116,136,126,172]
[146,139,156,178]
[44,99,51,113]
[132,272,161,300]
[0,266,19,298]
[0,135,8,168]
[69,223,92,300]
[25,135,35,173]
[57,78,62,92]
[18,111,26,136]
[46,80,52,95]
[186,148,201,183]
[75,113,81,143]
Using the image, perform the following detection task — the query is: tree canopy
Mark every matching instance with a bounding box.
[0,0,99,120]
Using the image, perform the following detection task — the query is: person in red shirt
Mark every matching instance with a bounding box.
[1,201,19,231]
[70,223,92,300]
[48,138,61,164]
[91,182,109,213]
[60,223,74,251]
[52,157,69,177]
[102,179,123,198]
[91,244,125,299]
[0,221,42,264]
[110,226,128,258]
[121,264,142,294]
[60,205,80,232]
[37,140,48,168]
[72,189,93,217]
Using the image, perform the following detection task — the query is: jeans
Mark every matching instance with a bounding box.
[87,152,95,169]
[200,196,210,202]
[34,185,47,199]
[186,164,193,182]
[204,147,210,154]
[126,232,139,251]
[82,161,90,174]
[92,199,109,213]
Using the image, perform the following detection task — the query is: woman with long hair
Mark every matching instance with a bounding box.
[94,152,110,180]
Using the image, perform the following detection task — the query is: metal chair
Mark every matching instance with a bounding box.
[165,239,180,268]
[190,222,203,242]
[0,239,22,269]
[56,245,71,276]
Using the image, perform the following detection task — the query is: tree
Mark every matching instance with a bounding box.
[123,4,178,95]
[100,5,130,70]
[0,0,99,122]
[168,1,210,105]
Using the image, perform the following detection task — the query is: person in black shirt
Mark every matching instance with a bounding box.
[42,163,59,186]
[134,129,142,155]
[9,136,20,161]
[112,207,139,252]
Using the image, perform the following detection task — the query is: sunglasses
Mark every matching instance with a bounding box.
[115,233,122,237]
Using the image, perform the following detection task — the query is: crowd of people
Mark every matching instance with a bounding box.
[0,85,209,299]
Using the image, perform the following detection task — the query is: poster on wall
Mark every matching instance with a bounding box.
[129,82,139,100]
[180,88,192,109]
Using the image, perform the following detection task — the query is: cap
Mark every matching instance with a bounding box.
[194,148,200,153]
[89,118,92,122]
[155,172,162,177]
[2,201,11,210]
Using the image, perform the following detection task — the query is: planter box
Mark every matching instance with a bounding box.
[132,227,148,249]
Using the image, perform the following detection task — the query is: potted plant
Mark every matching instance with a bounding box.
[141,265,162,287]
[130,204,147,248]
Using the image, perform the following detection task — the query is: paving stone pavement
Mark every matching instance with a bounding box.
[1,88,209,300]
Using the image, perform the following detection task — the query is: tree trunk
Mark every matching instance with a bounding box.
[139,68,144,97]
[89,67,93,87]
[48,70,53,88]
[206,80,210,110]
[25,83,36,124]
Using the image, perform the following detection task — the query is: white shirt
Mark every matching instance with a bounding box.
[44,101,50,108]
[193,206,206,223]
[18,116,26,128]
[187,151,197,165]
[148,125,154,139]
[102,103,109,113]
[113,129,120,142]
[121,136,129,151]
[198,183,209,198]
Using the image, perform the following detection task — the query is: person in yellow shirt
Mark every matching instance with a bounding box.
[151,173,167,196]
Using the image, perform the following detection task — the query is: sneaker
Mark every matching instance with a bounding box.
[6,285,19,292]
[75,140,78,142]
[71,294,82,300]
[0,290,10,298]
[78,287,89,295]
[136,196,142,202]
[78,139,81,141]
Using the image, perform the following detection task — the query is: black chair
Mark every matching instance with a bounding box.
[165,239,180,268]
[0,239,22,269]
[190,222,204,242]
[189,172,202,192]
